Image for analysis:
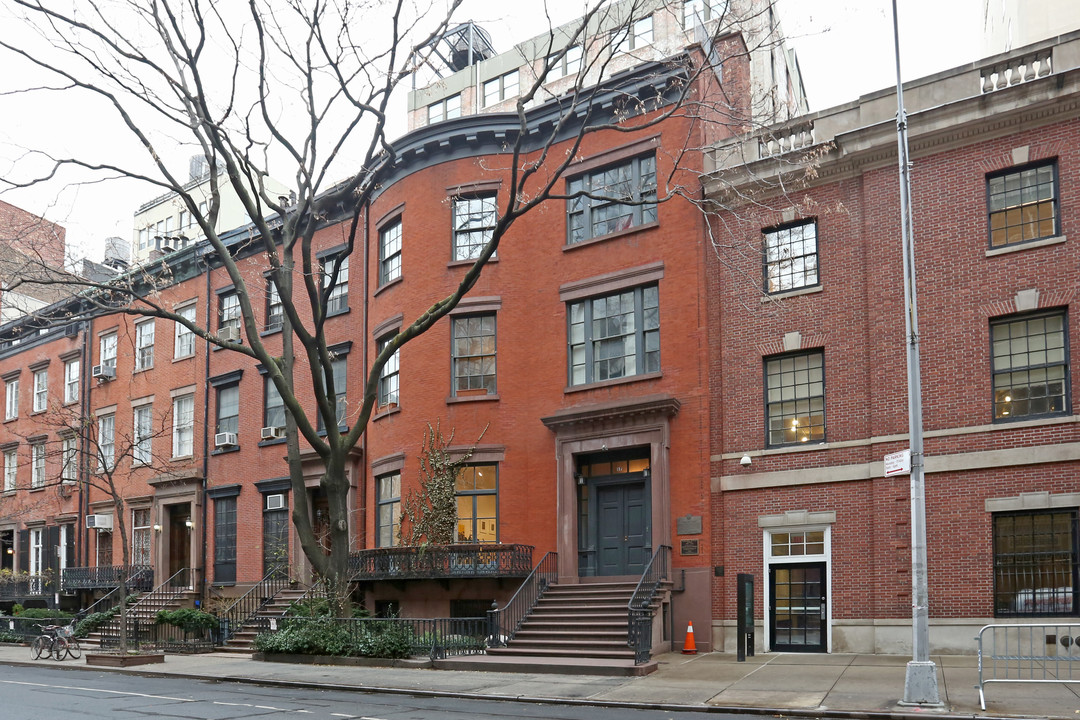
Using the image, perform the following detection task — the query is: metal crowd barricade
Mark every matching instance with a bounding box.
[976,623,1080,710]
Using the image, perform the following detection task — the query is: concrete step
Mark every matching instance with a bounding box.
[487,646,635,659]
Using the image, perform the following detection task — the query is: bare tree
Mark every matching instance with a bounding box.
[0,0,792,611]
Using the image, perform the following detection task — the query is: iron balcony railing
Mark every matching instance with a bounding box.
[487,551,557,648]
[61,565,154,591]
[348,543,533,582]
[628,545,671,664]
[218,565,292,643]
[0,574,53,599]
[98,616,215,654]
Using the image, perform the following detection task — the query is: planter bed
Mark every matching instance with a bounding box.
[86,653,165,667]
[253,652,432,669]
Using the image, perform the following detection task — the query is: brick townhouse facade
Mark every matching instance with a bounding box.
[705,32,1080,654]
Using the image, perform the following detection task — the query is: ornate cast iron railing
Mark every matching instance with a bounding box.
[486,551,557,648]
[61,565,153,591]
[628,545,671,664]
[348,543,533,582]
[0,574,52,599]
[218,565,292,643]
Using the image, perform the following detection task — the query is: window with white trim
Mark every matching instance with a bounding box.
[172,394,194,457]
[322,254,349,315]
[64,359,79,404]
[3,448,16,492]
[132,508,151,566]
[379,220,402,286]
[133,404,153,465]
[174,305,196,358]
[377,337,399,408]
[30,442,45,488]
[135,320,155,371]
[61,435,77,481]
[376,473,401,548]
[97,413,115,471]
[5,379,18,420]
[32,369,47,412]
[452,195,497,261]
[266,279,283,331]
[220,292,241,335]
[452,315,496,395]
[99,332,117,369]
[764,220,818,294]
[456,464,497,543]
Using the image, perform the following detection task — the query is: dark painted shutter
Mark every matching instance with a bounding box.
[64,525,75,580]
[213,497,237,584]
[17,530,28,574]
[46,526,60,579]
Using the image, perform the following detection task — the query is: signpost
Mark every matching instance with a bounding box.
[884,450,911,477]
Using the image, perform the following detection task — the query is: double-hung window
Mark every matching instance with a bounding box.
[266,279,283,331]
[322,254,349,315]
[220,292,241,337]
[317,358,347,430]
[455,464,497,543]
[3,448,16,492]
[100,332,117,369]
[97,413,115,471]
[483,70,519,107]
[132,404,153,465]
[264,377,285,432]
[376,473,401,548]
[764,220,818,294]
[64,359,79,404]
[547,45,582,80]
[617,16,653,52]
[216,384,239,436]
[132,508,151,566]
[993,510,1078,616]
[765,350,826,446]
[172,394,194,457]
[377,336,399,408]
[427,94,461,124]
[452,195,497,261]
[452,315,496,395]
[32,369,47,412]
[988,161,1059,248]
[568,285,659,386]
[61,435,77,481]
[379,220,402,285]
[567,154,657,244]
[30,442,45,488]
[135,320,155,370]
[3,379,16,420]
[992,311,1068,420]
[174,305,196,358]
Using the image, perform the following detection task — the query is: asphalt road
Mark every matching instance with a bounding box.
[0,664,768,720]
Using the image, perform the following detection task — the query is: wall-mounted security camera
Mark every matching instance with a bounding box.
[740,454,752,466]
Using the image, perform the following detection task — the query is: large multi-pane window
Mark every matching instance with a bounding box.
[99,332,117,369]
[546,45,583,80]
[764,220,818,294]
[322,255,349,314]
[174,305,196,358]
[617,15,653,52]
[568,285,659,386]
[135,320,155,370]
[133,405,153,465]
[483,70,519,106]
[97,413,115,471]
[992,311,1068,420]
[452,315,496,395]
[32,369,47,412]
[988,161,1058,248]
[30,442,45,488]
[456,464,497,543]
[994,510,1078,617]
[64,359,80,404]
[132,508,151,566]
[264,377,285,431]
[4,379,17,420]
[765,350,825,446]
[3,448,16,492]
[216,384,239,436]
[61,435,77,481]
[172,394,194,457]
[452,196,497,261]
[379,220,402,285]
[376,473,401,548]
[377,337,399,408]
[567,154,657,244]
[427,94,460,124]
[683,0,728,28]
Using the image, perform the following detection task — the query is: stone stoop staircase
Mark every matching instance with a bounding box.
[487,581,655,660]
[82,589,197,649]
[217,587,309,654]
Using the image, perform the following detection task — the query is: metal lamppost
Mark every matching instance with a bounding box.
[892,0,941,706]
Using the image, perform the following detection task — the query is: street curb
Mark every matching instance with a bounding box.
[1,657,1056,720]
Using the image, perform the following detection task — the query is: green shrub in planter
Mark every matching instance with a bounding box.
[74,610,115,638]
[155,608,217,635]
[0,630,20,643]
[17,608,73,619]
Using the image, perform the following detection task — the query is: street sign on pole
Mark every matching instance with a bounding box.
[884,450,911,477]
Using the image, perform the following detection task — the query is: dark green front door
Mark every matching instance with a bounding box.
[596,481,648,576]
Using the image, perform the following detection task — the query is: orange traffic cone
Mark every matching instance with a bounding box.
[682,620,697,654]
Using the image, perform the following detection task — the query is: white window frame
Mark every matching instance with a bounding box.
[61,436,77,482]
[762,525,832,653]
[133,404,153,465]
[379,220,402,286]
[3,449,16,492]
[5,379,18,420]
[29,527,43,576]
[174,305,196,359]
[31,442,45,489]
[97,413,115,472]
[100,332,118,369]
[135,320,155,371]
[32,369,47,413]
[323,255,349,314]
[64,359,80,404]
[132,508,152,566]
[172,394,194,458]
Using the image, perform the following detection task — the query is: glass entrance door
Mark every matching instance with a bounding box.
[769,561,827,652]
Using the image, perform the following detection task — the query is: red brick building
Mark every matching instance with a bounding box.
[705,32,1080,654]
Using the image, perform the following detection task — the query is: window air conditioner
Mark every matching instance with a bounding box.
[214,432,238,448]
[261,426,285,440]
[219,326,242,343]
[85,514,113,530]
[91,364,116,380]
[266,494,285,510]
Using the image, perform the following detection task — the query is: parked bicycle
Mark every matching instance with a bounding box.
[29,623,81,661]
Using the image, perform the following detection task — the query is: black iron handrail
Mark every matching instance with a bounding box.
[218,566,292,643]
[628,545,671,664]
[73,565,152,620]
[348,543,533,581]
[128,567,191,612]
[0,573,51,599]
[486,551,557,648]
[62,564,153,591]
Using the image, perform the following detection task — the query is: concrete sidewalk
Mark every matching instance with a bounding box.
[1,645,1076,719]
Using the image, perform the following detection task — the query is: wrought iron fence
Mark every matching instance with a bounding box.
[61,565,153,592]
[0,573,53,599]
[218,566,292,643]
[487,551,557,648]
[98,617,215,653]
[348,544,533,581]
[0,615,75,641]
[628,545,671,664]
[249,615,489,660]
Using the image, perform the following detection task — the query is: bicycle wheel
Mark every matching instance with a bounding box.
[53,638,68,660]
[30,636,45,660]
[64,638,81,660]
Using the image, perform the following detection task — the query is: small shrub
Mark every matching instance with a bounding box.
[11,604,23,616]
[155,608,217,635]
[74,610,116,638]
[0,630,20,643]
[17,608,73,619]
[254,617,413,658]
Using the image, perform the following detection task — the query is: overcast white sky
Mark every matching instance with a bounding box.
[0,0,984,264]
